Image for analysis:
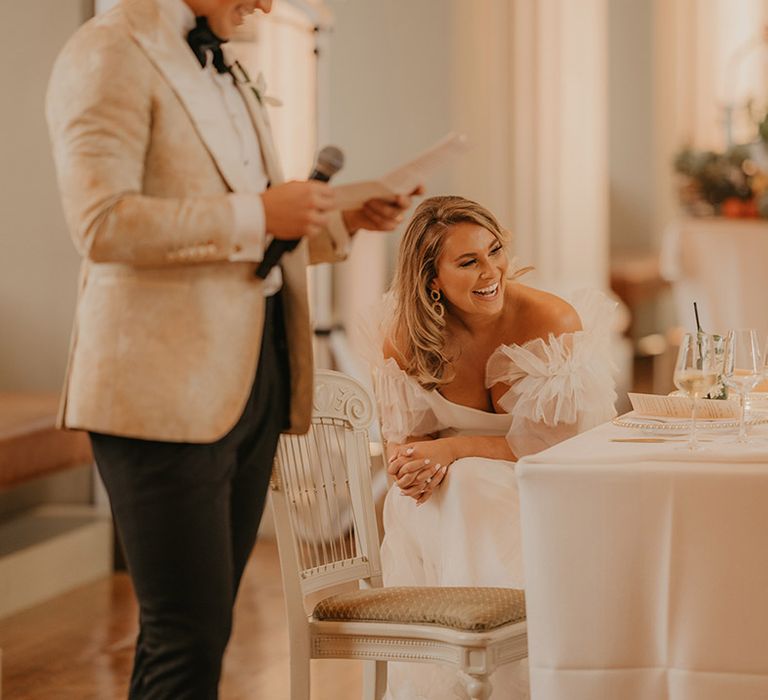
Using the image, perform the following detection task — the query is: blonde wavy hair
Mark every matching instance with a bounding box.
[389,195,518,391]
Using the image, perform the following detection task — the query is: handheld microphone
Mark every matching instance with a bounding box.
[255,146,345,279]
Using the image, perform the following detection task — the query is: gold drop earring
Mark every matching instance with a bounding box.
[430,288,445,319]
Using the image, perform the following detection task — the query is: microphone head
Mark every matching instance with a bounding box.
[315,145,345,179]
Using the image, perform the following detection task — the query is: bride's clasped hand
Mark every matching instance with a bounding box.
[387,440,452,504]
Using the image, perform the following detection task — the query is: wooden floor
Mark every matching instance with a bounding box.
[0,538,361,699]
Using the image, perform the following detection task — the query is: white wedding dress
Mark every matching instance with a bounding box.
[364,290,618,700]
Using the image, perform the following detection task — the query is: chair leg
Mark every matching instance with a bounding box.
[362,660,387,699]
[289,651,311,700]
[465,673,492,700]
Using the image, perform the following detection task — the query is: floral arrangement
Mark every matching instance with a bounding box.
[674,112,768,218]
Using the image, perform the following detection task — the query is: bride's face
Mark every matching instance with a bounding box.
[431,223,508,318]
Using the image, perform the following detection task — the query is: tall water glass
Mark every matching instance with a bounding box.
[723,328,762,443]
[673,333,721,450]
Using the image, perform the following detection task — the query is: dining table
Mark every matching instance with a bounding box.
[517,414,768,700]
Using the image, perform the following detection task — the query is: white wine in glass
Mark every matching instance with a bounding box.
[675,370,720,397]
[673,334,721,450]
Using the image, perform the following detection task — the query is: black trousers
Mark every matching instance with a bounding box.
[90,293,290,700]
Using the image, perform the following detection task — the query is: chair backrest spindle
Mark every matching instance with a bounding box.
[271,371,383,606]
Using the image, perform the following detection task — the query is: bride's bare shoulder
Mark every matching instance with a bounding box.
[504,284,582,345]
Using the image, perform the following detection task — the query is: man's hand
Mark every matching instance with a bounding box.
[342,185,424,234]
[260,180,336,240]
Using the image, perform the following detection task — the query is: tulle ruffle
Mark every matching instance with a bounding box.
[485,289,618,457]
[355,293,446,444]
[374,358,446,443]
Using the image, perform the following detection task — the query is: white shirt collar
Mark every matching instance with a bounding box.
[157,0,197,40]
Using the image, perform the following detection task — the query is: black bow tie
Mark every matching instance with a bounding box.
[186,16,230,74]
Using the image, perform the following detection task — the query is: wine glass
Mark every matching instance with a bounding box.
[673,333,721,450]
[755,334,768,414]
[722,328,762,443]
[761,334,768,385]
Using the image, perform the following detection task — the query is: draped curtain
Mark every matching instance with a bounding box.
[459,0,610,293]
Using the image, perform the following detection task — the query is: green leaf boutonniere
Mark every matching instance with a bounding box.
[232,60,283,108]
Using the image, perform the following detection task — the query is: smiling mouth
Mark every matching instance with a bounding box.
[472,281,500,299]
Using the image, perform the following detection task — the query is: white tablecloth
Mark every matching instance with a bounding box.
[517,420,768,700]
[660,217,768,338]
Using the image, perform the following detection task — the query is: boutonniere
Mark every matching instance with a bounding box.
[232,60,283,107]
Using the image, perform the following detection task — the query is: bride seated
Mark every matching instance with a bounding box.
[363,195,617,699]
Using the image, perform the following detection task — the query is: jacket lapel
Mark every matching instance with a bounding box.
[123,0,249,192]
[229,60,285,188]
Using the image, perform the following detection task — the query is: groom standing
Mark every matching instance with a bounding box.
[46,0,418,697]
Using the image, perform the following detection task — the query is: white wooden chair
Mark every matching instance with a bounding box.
[270,370,528,700]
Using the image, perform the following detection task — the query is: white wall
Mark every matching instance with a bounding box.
[0,1,86,391]
[609,0,654,253]
[325,0,458,203]
[325,0,459,340]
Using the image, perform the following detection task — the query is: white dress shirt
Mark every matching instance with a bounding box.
[160,0,282,295]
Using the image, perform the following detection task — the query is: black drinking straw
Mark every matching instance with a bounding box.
[693,301,704,371]
[694,301,702,334]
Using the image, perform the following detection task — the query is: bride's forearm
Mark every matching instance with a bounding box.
[442,435,516,463]
[385,433,437,460]
[387,435,516,497]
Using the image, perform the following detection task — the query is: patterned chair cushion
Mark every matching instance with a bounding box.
[313,587,526,632]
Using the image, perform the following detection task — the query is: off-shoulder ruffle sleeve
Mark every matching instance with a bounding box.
[373,358,444,444]
[485,289,618,457]
[357,294,445,444]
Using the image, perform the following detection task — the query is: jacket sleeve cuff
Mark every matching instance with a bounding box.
[229,193,266,262]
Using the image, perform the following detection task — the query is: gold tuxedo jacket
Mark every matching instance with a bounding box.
[46,0,349,443]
